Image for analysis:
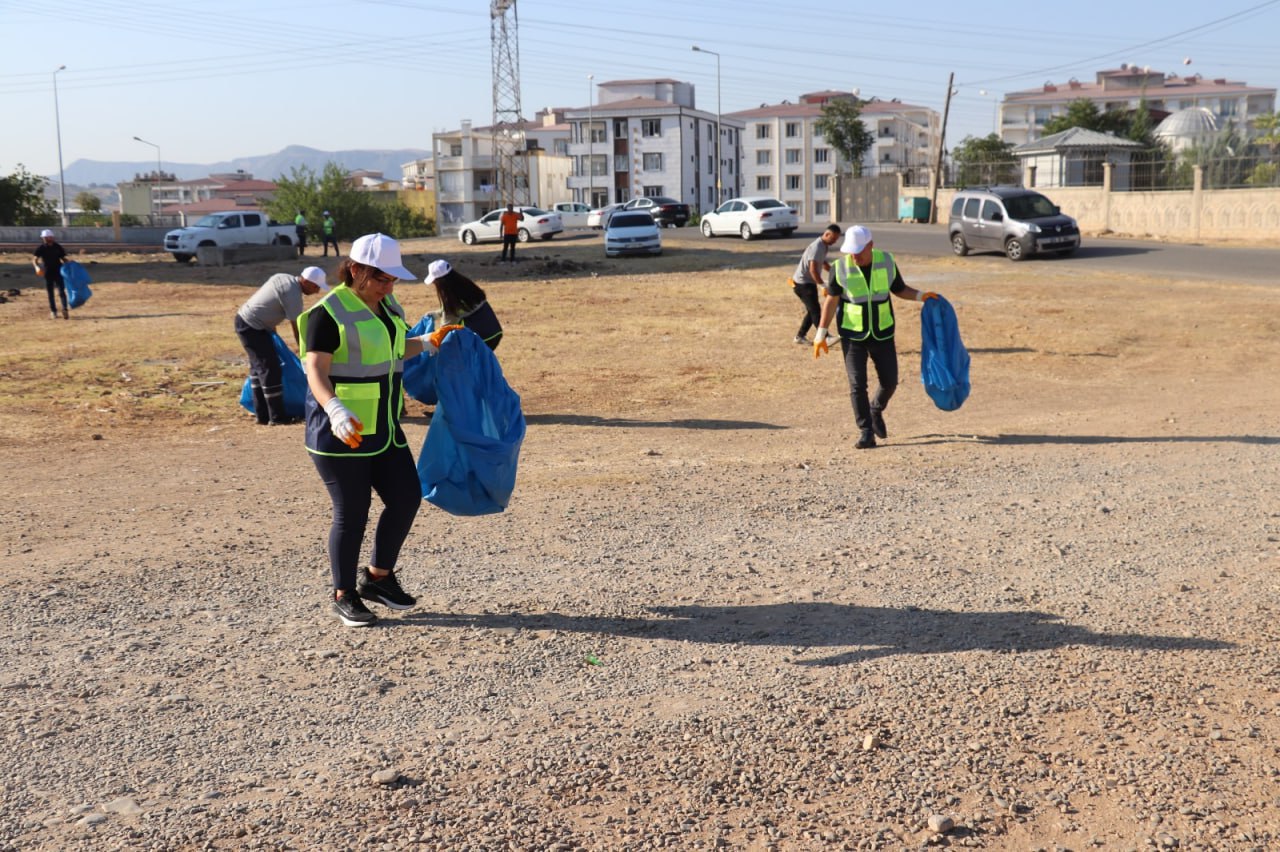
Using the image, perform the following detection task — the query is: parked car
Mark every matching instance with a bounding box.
[457,206,564,245]
[948,186,1080,261]
[604,211,663,258]
[699,196,798,240]
[588,203,623,229]
[163,211,297,263]
[551,202,592,229]
[620,196,690,228]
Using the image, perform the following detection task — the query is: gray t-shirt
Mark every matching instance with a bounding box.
[236,273,304,331]
[792,237,830,285]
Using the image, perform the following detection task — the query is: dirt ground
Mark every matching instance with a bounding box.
[1,229,1278,850]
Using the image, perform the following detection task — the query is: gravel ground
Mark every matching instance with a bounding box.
[1,234,1278,850]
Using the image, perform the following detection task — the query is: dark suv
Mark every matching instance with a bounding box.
[948,186,1080,261]
[621,196,690,228]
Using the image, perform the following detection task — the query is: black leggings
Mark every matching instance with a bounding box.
[311,443,421,591]
[793,281,822,338]
[45,272,67,313]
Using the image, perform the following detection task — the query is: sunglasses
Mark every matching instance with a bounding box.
[367,269,398,285]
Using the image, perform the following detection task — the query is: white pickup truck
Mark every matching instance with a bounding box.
[163,211,298,262]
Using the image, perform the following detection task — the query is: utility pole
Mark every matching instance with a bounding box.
[490,0,530,207]
[929,72,954,225]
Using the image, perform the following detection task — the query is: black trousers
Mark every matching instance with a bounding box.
[792,281,822,338]
[840,336,898,434]
[233,315,286,424]
[311,443,421,591]
[44,271,67,313]
[296,227,307,256]
[322,235,339,256]
[501,234,518,260]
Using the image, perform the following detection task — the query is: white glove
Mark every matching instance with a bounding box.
[323,397,363,447]
[419,335,439,356]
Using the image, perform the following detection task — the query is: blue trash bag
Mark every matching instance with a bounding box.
[238,333,307,418]
[61,260,92,309]
[402,313,438,405]
[417,327,526,516]
[919,295,971,411]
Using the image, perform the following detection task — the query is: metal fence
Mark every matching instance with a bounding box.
[943,150,1280,192]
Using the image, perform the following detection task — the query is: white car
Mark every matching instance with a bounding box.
[587,203,622,229]
[604,211,663,258]
[458,206,564,245]
[700,196,799,240]
[551,202,592,229]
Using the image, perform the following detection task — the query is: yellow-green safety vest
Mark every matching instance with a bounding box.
[834,249,897,341]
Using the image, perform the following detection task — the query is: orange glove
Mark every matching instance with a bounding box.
[427,323,464,352]
[813,328,831,359]
[918,291,940,302]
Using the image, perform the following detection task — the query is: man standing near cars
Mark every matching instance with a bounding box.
[235,265,329,425]
[321,210,339,257]
[499,203,524,263]
[813,226,939,449]
[789,223,841,344]
[32,228,69,320]
[294,210,308,257]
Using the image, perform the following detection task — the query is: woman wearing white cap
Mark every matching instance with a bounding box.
[423,259,503,350]
[32,229,69,319]
[298,233,456,627]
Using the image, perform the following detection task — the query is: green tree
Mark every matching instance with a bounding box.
[950,134,1018,187]
[1252,111,1280,158]
[265,161,433,242]
[379,203,435,239]
[0,164,56,226]
[814,98,874,176]
[75,190,102,213]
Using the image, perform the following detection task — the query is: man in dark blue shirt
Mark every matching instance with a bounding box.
[32,229,69,320]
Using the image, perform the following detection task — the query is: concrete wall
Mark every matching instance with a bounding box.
[0,225,168,246]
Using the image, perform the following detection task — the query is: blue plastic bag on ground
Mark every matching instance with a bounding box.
[919,295,970,411]
[61,261,92,309]
[417,327,525,516]
[238,333,307,418]
[402,313,438,405]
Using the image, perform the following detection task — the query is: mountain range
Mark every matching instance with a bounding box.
[57,145,431,187]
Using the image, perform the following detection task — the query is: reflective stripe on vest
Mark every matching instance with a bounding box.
[834,249,897,341]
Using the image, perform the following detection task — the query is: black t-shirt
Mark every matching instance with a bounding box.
[34,242,67,275]
[304,304,399,354]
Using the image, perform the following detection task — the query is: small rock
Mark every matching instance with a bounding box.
[928,814,955,833]
[79,813,108,826]
[372,768,400,786]
[1156,833,1179,848]
[861,734,880,750]
[102,797,143,816]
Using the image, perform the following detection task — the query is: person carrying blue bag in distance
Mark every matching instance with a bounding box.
[299,233,459,628]
[813,225,940,450]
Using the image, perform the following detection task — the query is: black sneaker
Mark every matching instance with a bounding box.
[855,431,877,450]
[332,591,377,627]
[870,408,887,440]
[357,568,417,610]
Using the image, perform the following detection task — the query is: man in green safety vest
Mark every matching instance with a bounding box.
[321,210,339,257]
[813,225,940,449]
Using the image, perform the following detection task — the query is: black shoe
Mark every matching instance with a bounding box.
[870,408,887,440]
[268,416,301,426]
[855,431,877,450]
[332,591,376,627]
[794,335,809,345]
[357,568,416,610]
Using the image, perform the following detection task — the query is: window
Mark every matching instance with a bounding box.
[708,124,714,141]
[642,118,661,137]
[785,122,801,138]
[588,123,606,144]
[449,143,462,157]
[643,185,664,196]
[756,175,772,191]
[963,198,980,218]
[244,214,261,227]
[613,119,627,136]
[815,200,829,217]
[590,155,607,177]
[756,123,771,139]
[785,149,802,164]
[814,174,828,190]
[707,155,713,172]
[792,203,804,219]
[980,200,1001,222]
[643,152,663,171]
[554,139,569,156]
[756,150,771,165]
[814,148,829,163]
[708,187,716,205]
[786,174,802,190]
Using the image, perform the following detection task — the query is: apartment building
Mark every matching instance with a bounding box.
[117,170,276,219]
[564,79,743,213]
[727,91,940,222]
[1000,65,1277,146]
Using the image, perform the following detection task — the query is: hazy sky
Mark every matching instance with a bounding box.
[3,0,1278,179]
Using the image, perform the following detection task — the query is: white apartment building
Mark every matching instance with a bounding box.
[564,79,743,213]
[999,65,1277,146]
[728,92,940,222]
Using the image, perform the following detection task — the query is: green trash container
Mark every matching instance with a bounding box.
[898,196,931,222]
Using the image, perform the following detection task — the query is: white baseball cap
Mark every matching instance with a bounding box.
[349,233,416,280]
[40,229,55,238]
[840,225,873,255]
[300,266,329,291]
[423,259,452,286]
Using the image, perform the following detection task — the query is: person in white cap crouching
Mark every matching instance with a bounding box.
[813,225,940,449]
[299,233,459,628]
[234,265,329,426]
[33,229,69,319]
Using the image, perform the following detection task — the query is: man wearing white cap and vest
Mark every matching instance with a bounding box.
[33,229,69,319]
[813,225,940,449]
[300,233,459,627]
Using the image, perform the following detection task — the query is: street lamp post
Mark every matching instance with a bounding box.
[133,136,163,219]
[587,74,594,208]
[53,65,68,227]
[691,45,721,207]
[979,89,999,136]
